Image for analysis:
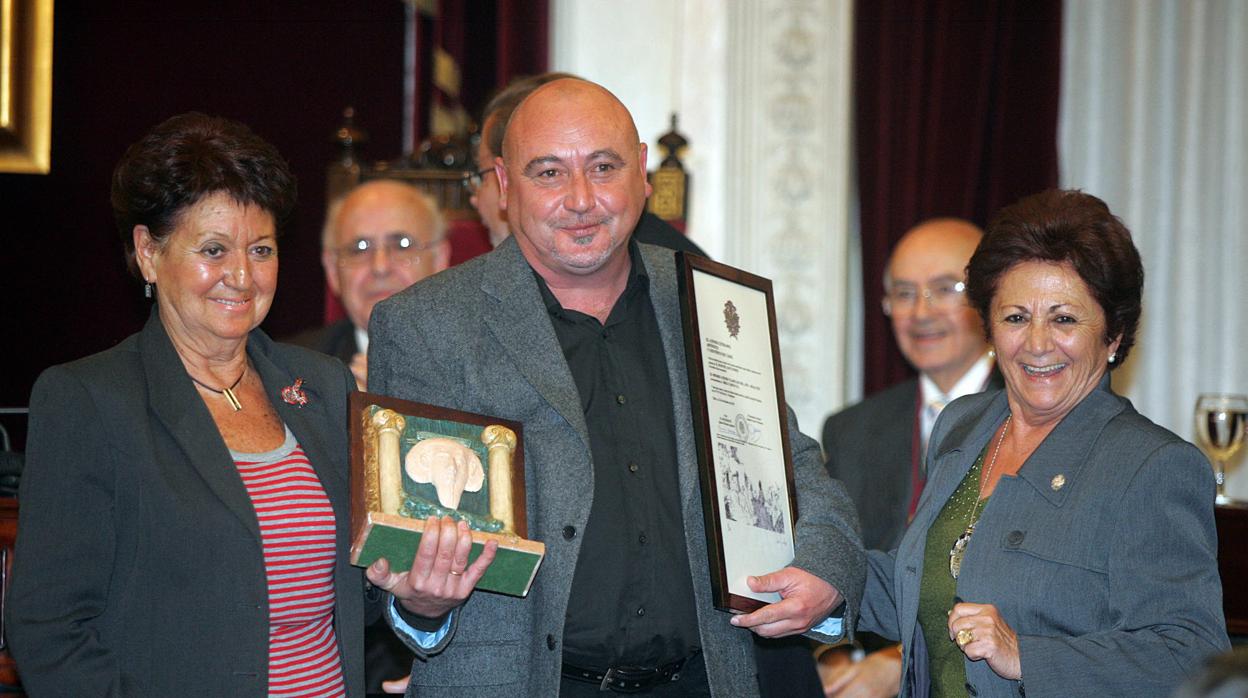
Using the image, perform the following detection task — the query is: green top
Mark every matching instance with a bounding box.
[917,444,991,697]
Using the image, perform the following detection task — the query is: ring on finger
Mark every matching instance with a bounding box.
[955,628,974,647]
[448,569,463,577]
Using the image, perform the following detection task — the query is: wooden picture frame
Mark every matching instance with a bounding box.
[677,253,798,613]
[349,391,544,597]
[0,0,53,174]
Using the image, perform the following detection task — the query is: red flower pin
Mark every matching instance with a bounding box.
[281,378,309,407]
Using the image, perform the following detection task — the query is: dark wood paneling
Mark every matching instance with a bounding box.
[0,1,406,421]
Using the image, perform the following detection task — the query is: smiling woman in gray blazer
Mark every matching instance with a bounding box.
[858,190,1229,697]
[7,114,370,696]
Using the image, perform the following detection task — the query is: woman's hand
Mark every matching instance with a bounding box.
[365,516,497,619]
[947,602,1021,680]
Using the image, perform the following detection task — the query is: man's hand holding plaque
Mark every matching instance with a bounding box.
[366,516,498,618]
[729,566,842,638]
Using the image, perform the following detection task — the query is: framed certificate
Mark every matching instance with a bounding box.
[677,253,798,613]
[348,391,545,597]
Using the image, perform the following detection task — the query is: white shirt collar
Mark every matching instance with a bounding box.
[354,325,369,354]
[919,352,994,409]
[919,352,994,449]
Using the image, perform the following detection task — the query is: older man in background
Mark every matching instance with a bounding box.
[819,218,994,697]
[291,179,449,696]
[293,179,449,391]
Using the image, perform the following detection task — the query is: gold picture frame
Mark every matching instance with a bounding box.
[0,0,53,174]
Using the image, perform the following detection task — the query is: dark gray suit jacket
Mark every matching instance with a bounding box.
[368,237,865,697]
[823,372,1004,552]
[289,317,359,365]
[823,378,918,552]
[8,309,370,697]
[858,375,1230,697]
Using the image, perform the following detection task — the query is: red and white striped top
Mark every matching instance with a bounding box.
[234,429,346,698]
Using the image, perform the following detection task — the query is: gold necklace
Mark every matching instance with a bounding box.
[949,414,1010,579]
[189,365,247,412]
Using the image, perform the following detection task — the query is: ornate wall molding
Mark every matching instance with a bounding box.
[725,0,854,432]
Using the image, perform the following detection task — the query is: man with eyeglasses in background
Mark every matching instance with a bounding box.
[290,178,449,697]
[293,179,449,394]
[817,218,997,698]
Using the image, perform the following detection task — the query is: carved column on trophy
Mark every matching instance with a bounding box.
[482,425,518,536]
[371,408,406,515]
[648,113,691,231]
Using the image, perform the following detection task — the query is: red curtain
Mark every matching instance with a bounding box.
[496,0,549,87]
[855,0,1063,395]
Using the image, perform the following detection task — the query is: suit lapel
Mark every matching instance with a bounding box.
[1011,374,1123,507]
[638,244,702,508]
[139,309,262,543]
[479,239,591,449]
[249,336,349,523]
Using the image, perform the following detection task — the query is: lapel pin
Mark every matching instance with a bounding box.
[281,378,309,407]
[1050,473,1066,491]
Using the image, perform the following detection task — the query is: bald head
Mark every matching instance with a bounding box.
[495,78,650,289]
[481,72,580,161]
[884,218,988,392]
[321,179,449,331]
[886,218,983,286]
[501,78,641,167]
[323,180,444,248]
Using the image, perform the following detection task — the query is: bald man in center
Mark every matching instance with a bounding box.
[365,78,864,696]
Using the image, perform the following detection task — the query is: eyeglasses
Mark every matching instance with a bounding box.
[333,233,442,268]
[464,168,494,194]
[882,279,967,315]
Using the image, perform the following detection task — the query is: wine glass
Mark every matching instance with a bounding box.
[1194,393,1248,505]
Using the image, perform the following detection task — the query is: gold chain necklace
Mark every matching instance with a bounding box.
[949,414,1011,579]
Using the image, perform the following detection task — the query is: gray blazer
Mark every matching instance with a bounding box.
[368,237,865,697]
[8,309,370,697]
[858,375,1230,697]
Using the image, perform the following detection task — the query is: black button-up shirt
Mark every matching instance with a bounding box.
[534,242,701,667]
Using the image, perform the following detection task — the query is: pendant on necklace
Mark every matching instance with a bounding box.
[949,522,975,579]
[222,386,243,412]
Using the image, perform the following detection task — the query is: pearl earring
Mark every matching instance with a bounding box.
[1108,351,1118,364]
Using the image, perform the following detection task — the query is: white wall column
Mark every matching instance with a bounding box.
[551,0,857,432]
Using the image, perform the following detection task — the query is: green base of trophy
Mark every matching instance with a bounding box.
[350,511,545,598]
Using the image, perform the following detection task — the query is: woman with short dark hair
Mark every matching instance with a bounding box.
[858,189,1229,696]
[8,113,370,696]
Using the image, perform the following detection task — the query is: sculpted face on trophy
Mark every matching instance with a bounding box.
[367,406,518,535]
[405,437,485,510]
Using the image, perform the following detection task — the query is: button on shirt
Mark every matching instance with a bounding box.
[535,242,701,667]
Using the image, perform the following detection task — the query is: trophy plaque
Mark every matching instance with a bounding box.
[349,391,545,597]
